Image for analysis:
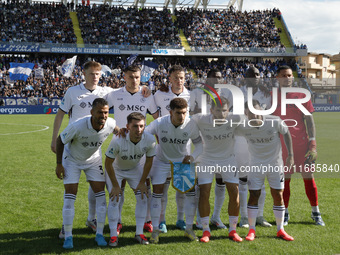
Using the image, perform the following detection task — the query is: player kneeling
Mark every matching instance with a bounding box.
[105,112,156,247]
[237,100,294,241]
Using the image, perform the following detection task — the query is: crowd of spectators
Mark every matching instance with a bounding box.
[175,7,285,52]
[76,5,181,48]
[0,55,301,102]
[0,1,76,44]
[1,1,291,53]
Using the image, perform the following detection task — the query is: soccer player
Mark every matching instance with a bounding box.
[273,65,325,226]
[55,98,119,249]
[105,64,159,234]
[105,112,157,246]
[237,100,294,241]
[153,65,191,233]
[190,68,232,230]
[145,98,203,243]
[236,66,272,228]
[51,61,151,239]
[192,96,244,243]
[51,61,113,238]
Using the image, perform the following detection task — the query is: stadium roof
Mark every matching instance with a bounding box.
[32,0,243,11]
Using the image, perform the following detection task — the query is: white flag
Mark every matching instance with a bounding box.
[57,56,77,77]
[35,68,44,79]
[101,65,112,77]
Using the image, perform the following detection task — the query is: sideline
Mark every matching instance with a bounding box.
[0,123,49,135]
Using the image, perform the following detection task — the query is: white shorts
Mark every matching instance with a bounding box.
[148,157,171,185]
[247,164,285,190]
[106,165,143,192]
[234,135,249,179]
[62,156,105,184]
[196,157,239,185]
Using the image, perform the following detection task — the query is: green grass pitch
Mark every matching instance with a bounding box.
[0,112,339,254]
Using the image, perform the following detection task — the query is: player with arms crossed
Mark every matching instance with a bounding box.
[273,66,325,226]
[146,98,203,243]
[105,112,157,246]
[192,96,244,243]
[105,64,159,234]
[154,65,191,232]
[55,98,119,249]
[237,100,294,241]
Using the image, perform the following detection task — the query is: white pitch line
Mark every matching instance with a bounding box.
[0,123,50,135]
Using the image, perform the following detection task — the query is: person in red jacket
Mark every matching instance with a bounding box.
[272,65,325,226]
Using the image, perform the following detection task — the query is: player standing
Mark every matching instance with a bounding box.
[153,65,191,232]
[105,65,159,234]
[237,100,294,241]
[192,96,243,243]
[145,98,203,243]
[55,98,119,249]
[105,112,157,246]
[273,65,325,226]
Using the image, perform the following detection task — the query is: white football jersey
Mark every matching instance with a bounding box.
[189,86,233,113]
[154,86,191,117]
[60,83,115,124]
[145,115,201,163]
[236,115,288,165]
[105,86,158,128]
[192,113,244,161]
[60,117,116,164]
[105,132,156,170]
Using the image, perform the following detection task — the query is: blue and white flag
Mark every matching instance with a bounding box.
[101,65,112,77]
[140,60,158,83]
[171,162,196,193]
[127,54,138,67]
[57,55,77,77]
[9,63,34,81]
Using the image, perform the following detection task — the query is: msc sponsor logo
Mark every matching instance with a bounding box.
[161,137,188,144]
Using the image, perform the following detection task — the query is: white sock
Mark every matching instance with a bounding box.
[247,205,258,230]
[311,206,320,213]
[212,183,225,220]
[118,188,125,223]
[87,186,96,221]
[176,191,185,221]
[239,179,248,218]
[201,216,210,232]
[146,184,152,222]
[160,179,170,223]
[228,215,239,232]
[185,191,196,229]
[257,184,266,218]
[151,193,162,230]
[273,205,285,231]
[63,193,76,238]
[195,185,201,223]
[95,191,106,235]
[135,191,147,235]
[108,196,120,237]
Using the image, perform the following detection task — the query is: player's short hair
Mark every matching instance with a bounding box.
[169,98,188,110]
[211,96,229,109]
[92,98,108,109]
[207,68,221,78]
[124,65,141,73]
[169,65,184,76]
[84,61,101,71]
[276,65,292,75]
[244,66,259,78]
[127,112,145,124]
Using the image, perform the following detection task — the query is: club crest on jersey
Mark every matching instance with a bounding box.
[142,147,148,152]
[171,162,196,193]
[183,132,188,138]
[161,137,168,143]
[121,155,128,160]
[166,105,170,111]
[140,98,146,103]
[82,142,89,147]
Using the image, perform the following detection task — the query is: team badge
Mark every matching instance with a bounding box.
[80,102,87,108]
[171,162,196,193]
[82,142,89,147]
[121,156,128,160]
[183,132,188,138]
[161,137,168,143]
[140,98,146,103]
[118,104,126,111]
